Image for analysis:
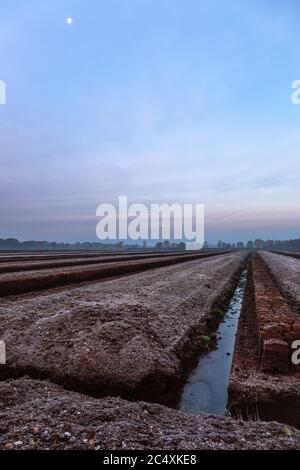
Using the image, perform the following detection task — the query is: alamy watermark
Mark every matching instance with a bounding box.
[292,340,300,365]
[0,341,6,365]
[291,80,300,105]
[96,196,204,250]
[0,80,6,105]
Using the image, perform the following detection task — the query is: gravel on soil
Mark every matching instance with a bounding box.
[0,377,299,450]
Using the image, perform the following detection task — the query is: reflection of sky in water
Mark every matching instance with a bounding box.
[179,270,247,416]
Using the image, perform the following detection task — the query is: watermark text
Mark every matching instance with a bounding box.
[291,80,300,105]
[0,80,6,105]
[96,196,204,251]
[0,341,6,365]
[292,340,300,365]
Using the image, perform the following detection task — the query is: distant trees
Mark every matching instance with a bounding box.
[0,238,123,252]
[217,240,232,249]
[1,237,300,252]
[215,238,300,251]
[155,241,185,251]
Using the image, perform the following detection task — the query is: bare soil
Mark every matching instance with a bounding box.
[0,252,247,404]
[0,377,299,450]
[0,251,117,263]
[228,253,300,428]
[0,251,230,297]
[260,251,300,313]
[0,251,199,274]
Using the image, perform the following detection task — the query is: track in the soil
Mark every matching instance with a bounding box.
[0,251,212,274]
[0,251,231,298]
[0,251,246,408]
[1,250,299,431]
[228,252,300,428]
[0,250,170,263]
[177,252,300,428]
[271,250,300,260]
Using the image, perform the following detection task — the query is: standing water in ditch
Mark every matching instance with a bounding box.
[179,269,247,416]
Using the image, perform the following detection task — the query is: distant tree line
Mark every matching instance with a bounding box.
[155,241,186,250]
[0,238,131,251]
[217,238,300,251]
[1,237,299,252]
[0,238,186,251]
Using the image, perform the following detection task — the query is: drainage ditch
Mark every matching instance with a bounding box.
[179,269,247,415]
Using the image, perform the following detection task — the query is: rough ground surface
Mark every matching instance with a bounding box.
[228,253,300,428]
[260,251,300,312]
[0,252,246,403]
[0,251,112,262]
[0,254,150,274]
[0,252,194,274]
[0,252,225,297]
[0,378,299,450]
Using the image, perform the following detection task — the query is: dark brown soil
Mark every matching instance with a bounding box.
[0,251,208,274]
[0,378,299,450]
[261,251,300,314]
[0,251,118,263]
[228,253,300,428]
[0,253,247,405]
[0,250,169,263]
[0,251,231,297]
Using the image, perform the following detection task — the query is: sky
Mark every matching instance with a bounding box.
[0,0,300,244]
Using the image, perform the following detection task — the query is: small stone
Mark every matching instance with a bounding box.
[14,441,23,446]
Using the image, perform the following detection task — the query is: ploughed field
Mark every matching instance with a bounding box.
[0,252,245,400]
[0,251,199,274]
[0,249,168,262]
[0,250,230,297]
[0,250,300,450]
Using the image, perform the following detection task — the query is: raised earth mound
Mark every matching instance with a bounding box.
[0,378,299,451]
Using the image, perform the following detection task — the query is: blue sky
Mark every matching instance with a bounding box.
[0,0,300,243]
